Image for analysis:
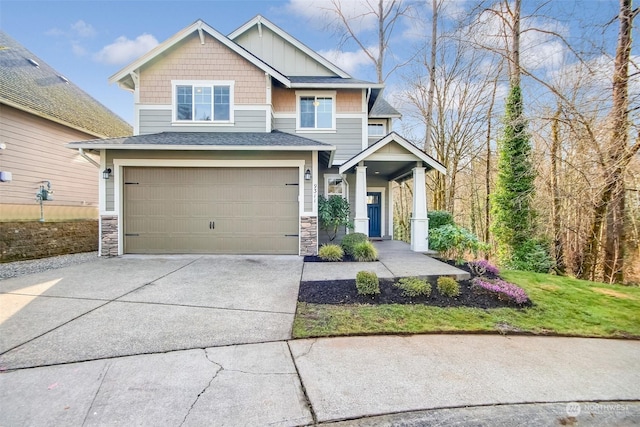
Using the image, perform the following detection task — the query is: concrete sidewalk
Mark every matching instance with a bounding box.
[1,335,638,426]
[302,240,470,281]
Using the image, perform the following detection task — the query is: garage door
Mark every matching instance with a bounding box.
[123,167,299,254]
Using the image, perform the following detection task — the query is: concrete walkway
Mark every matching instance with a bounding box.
[302,240,470,281]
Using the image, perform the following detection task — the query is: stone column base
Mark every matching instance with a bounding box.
[300,216,318,256]
[100,215,119,257]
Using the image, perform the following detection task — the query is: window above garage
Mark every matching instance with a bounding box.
[172,80,234,124]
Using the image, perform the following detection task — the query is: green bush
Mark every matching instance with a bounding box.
[428,210,455,230]
[509,238,555,273]
[356,271,380,296]
[352,241,378,262]
[341,232,369,256]
[429,224,489,264]
[318,244,344,262]
[318,195,352,241]
[437,276,460,297]
[395,277,432,297]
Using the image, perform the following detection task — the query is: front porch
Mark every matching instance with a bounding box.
[335,132,446,252]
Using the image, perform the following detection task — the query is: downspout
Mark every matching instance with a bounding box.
[78,148,100,168]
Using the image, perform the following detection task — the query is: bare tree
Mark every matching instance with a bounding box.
[324,0,412,83]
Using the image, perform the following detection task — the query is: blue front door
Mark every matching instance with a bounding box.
[367,192,381,237]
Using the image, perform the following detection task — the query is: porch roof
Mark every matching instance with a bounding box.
[338,132,446,179]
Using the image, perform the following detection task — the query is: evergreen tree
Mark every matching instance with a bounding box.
[491,85,536,265]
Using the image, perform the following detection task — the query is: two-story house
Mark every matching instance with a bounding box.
[68,16,445,256]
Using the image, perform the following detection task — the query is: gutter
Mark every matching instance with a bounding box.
[78,148,100,168]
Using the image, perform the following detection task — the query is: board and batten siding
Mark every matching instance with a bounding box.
[139,109,267,134]
[0,104,100,220]
[233,27,335,77]
[103,150,313,213]
[273,117,363,163]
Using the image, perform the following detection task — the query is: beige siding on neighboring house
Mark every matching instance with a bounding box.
[139,33,267,105]
[0,104,99,220]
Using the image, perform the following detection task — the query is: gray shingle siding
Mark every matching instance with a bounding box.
[139,109,267,134]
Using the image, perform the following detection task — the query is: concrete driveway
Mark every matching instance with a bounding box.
[0,255,302,370]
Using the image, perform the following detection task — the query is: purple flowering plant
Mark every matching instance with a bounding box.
[471,277,530,304]
[468,260,500,277]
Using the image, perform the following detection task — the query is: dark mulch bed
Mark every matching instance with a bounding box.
[304,254,359,262]
[299,258,532,309]
[298,278,529,309]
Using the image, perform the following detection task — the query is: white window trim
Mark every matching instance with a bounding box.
[296,90,336,133]
[171,80,235,125]
[367,120,387,137]
[324,173,346,198]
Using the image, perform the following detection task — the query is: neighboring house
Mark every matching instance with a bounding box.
[0,31,132,222]
[68,16,445,256]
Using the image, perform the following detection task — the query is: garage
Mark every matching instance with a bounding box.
[123,166,300,254]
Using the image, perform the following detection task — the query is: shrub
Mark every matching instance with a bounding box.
[509,239,555,273]
[318,244,344,262]
[468,260,500,277]
[341,232,369,256]
[356,271,380,296]
[352,241,378,262]
[318,195,352,241]
[429,224,489,264]
[471,277,530,304]
[428,210,455,230]
[395,277,431,297]
[437,276,460,297]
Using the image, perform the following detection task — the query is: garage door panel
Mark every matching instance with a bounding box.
[124,167,299,254]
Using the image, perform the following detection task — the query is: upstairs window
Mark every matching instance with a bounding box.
[297,92,336,131]
[368,123,385,137]
[173,81,233,123]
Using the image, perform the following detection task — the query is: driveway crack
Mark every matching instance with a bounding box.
[295,338,318,359]
[82,362,111,426]
[179,349,222,427]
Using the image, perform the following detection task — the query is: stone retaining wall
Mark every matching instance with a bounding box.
[0,220,98,262]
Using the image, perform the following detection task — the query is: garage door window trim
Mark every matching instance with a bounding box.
[172,80,235,125]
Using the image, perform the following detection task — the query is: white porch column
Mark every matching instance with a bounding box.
[411,163,429,252]
[353,164,369,235]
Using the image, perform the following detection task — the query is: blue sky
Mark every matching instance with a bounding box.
[1,0,629,128]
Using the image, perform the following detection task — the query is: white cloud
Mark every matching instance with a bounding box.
[94,34,159,65]
[71,20,96,38]
[71,42,87,57]
[318,48,375,75]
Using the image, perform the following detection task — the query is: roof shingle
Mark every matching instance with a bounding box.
[67,130,335,150]
[0,31,132,138]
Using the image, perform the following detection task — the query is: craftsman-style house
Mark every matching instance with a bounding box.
[68,16,445,256]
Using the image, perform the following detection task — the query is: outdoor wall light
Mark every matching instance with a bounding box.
[103,168,112,180]
[304,168,312,181]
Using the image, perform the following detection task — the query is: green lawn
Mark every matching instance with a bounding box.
[292,271,640,339]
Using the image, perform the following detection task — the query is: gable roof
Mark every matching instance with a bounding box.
[67,130,335,151]
[229,15,350,79]
[109,19,290,89]
[338,132,446,175]
[370,96,401,118]
[0,31,132,138]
